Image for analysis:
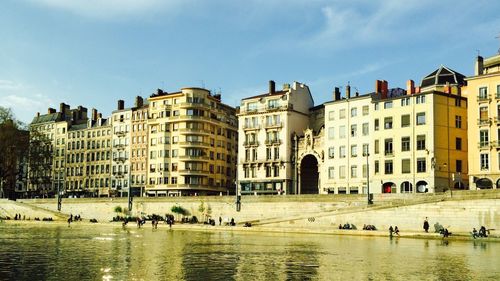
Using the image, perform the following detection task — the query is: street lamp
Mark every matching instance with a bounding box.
[364,153,373,205]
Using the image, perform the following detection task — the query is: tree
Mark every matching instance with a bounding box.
[27,128,54,198]
[171,205,189,221]
[0,107,29,199]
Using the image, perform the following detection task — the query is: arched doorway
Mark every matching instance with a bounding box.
[300,154,319,194]
[400,181,413,193]
[382,182,395,193]
[416,181,428,193]
[476,178,493,189]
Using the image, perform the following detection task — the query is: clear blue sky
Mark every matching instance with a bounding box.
[1,0,500,123]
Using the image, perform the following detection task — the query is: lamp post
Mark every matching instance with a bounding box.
[364,153,373,205]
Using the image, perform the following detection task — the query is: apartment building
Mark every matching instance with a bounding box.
[370,67,468,193]
[146,87,238,196]
[85,110,112,197]
[238,81,314,195]
[323,86,372,194]
[111,100,132,197]
[466,53,500,189]
[130,96,149,196]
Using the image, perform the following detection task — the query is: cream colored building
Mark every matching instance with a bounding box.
[323,86,372,194]
[370,67,468,194]
[465,53,500,189]
[130,96,149,196]
[237,81,314,195]
[147,87,238,196]
[111,100,132,197]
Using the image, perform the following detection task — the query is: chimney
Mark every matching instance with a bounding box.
[36,112,40,117]
[375,80,382,95]
[346,84,351,99]
[59,103,66,113]
[382,80,389,99]
[269,80,276,95]
[92,108,98,121]
[98,113,102,118]
[475,56,484,76]
[48,108,56,114]
[156,89,163,96]
[118,100,124,110]
[334,87,341,101]
[135,96,144,108]
[355,91,359,97]
[72,111,77,122]
[406,80,415,95]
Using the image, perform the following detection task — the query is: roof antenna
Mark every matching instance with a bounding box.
[476,49,480,56]
[496,32,500,54]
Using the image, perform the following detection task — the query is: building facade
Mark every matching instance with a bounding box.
[130,96,149,196]
[466,53,500,189]
[111,100,132,197]
[146,87,238,196]
[237,81,314,195]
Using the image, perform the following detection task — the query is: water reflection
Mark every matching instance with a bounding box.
[0,224,499,280]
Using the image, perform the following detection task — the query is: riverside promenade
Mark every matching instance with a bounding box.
[1,189,499,240]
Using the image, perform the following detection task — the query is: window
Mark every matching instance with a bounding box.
[480,153,489,170]
[339,126,346,139]
[479,87,488,99]
[328,147,335,159]
[362,105,369,115]
[374,140,379,154]
[362,164,367,177]
[455,115,462,128]
[339,146,346,158]
[401,115,410,127]
[339,166,346,179]
[328,167,335,179]
[456,160,462,173]
[351,165,357,178]
[362,144,369,156]
[351,107,357,117]
[362,123,369,136]
[416,95,426,104]
[402,159,411,173]
[480,130,489,147]
[455,98,461,107]
[328,111,335,120]
[351,145,357,157]
[274,147,279,160]
[374,119,379,131]
[384,101,393,109]
[374,103,379,110]
[416,135,426,150]
[384,138,393,155]
[456,138,462,150]
[268,99,279,109]
[339,109,346,119]
[266,166,272,177]
[374,160,379,174]
[479,106,488,120]
[417,158,426,173]
[416,112,426,125]
[497,85,500,98]
[401,98,410,106]
[328,127,335,139]
[402,137,410,151]
[384,160,393,174]
[266,148,272,160]
[384,117,393,129]
[351,125,357,137]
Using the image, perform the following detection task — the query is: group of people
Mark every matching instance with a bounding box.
[67,214,81,226]
[472,226,490,239]
[13,214,25,220]
[339,223,355,230]
[362,224,376,231]
[388,226,400,237]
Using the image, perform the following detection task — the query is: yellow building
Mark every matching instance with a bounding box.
[465,53,500,189]
[130,96,149,196]
[147,87,238,196]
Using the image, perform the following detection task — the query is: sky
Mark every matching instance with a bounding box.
[1,0,500,124]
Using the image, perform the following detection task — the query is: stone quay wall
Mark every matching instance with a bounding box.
[2,189,498,234]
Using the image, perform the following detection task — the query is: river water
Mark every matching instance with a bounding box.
[0,223,498,281]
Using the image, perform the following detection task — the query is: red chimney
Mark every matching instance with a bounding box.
[406,80,415,95]
[381,80,388,99]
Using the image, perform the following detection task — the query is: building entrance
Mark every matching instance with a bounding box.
[300,154,319,194]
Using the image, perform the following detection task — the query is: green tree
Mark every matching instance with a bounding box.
[27,128,54,198]
[0,107,29,199]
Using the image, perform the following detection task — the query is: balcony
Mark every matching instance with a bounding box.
[179,169,209,175]
[478,141,490,149]
[495,93,500,100]
[243,140,259,147]
[265,104,289,111]
[264,122,283,129]
[115,130,127,136]
[265,139,281,146]
[179,155,210,161]
[477,94,490,102]
[477,118,491,126]
[114,144,126,150]
[179,128,211,134]
[243,124,260,131]
[113,157,127,163]
[384,151,394,157]
[491,140,500,148]
[179,141,209,147]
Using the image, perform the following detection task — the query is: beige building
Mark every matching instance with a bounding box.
[237,81,314,195]
[111,100,132,197]
[323,86,372,194]
[370,67,468,194]
[130,96,149,196]
[465,53,500,189]
[146,87,238,196]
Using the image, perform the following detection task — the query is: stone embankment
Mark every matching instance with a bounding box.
[1,190,499,238]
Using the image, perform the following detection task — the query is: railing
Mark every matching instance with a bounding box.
[113,157,127,162]
[477,94,491,102]
[384,151,394,157]
[477,118,491,126]
[264,122,283,129]
[478,141,490,149]
[243,124,260,130]
[243,141,259,147]
[265,139,282,145]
